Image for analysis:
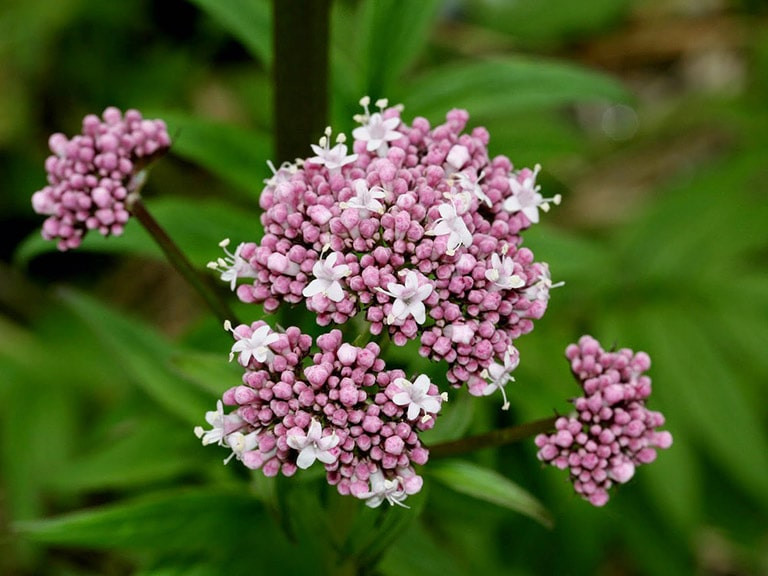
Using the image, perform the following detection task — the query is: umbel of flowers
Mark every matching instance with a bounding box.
[31,107,171,251]
[195,321,445,508]
[535,336,673,506]
[210,97,562,406]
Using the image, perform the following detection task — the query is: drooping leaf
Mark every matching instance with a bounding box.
[400,58,631,122]
[428,459,552,527]
[185,0,271,67]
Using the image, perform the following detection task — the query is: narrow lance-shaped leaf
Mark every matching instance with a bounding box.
[428,459,552,527]
[400,58,631,121]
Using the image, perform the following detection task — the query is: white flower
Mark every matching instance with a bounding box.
[376,270,433,325]
[340,179,386,215]
[207,238,257,291]
[227,321,280,365]
[358,469,408,508]
[287,419,340,469]
[391,374,443,421]
[264,159,299,186]
[302,251,351,302]
[484,252,525,290]
[523,263,564,302]
[352,97,402,156]
[194,400,244,447]
[453,170,491,207]
[308,127,357,173]
[503,164,561,224]
[481,347,520,410]
[427,202,473,256]
[222,429,260,465]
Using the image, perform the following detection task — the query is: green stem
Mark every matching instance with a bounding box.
[272,0,331,163]
[428,415,558,458]
[128,196,238,325]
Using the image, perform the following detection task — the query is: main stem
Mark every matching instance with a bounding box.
[272,0,331,163]
[128,197,237,325]
[428,415,558,458]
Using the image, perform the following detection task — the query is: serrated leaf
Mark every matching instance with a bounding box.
[60,289,215,425]
[186,0,271,66]
[400,57,630,121]
[162,111,272,199]
[357,0,443,97]
[428,459,552,527]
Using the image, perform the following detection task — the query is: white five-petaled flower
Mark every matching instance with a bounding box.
[302,251,351,302]
[352,97,402,156]
[523,263,564,302]
[308,127,357,173]
[391,374,443,421]
[427,202,473,256]
[453,170,491,207]
[503,164,561,224]
[194,400,244,447]
[485,252,525,290]
[207,238,257,291]
[359,469,409,508]
[227,321,280,365]
[340,179,387,215]
[286,419,340,469]
[376,270,433,325]
[481,347,520,411]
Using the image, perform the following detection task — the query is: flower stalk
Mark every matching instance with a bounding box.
[127,196,238,325]
[428,415,558,458]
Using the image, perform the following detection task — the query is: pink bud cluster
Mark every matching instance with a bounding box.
[213,102,560,401]
[197,322,444,507]
[535,336,673,506]
[32,107,171,251]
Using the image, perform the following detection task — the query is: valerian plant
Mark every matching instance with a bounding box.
[31,98,672,512]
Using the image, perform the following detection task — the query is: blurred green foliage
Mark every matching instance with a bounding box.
[2,0,767,574]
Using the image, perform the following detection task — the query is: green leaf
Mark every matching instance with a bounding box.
[428,459,552,527]
[60,289,215,424]
[170,350,242,396]
[357,0,443,97]
[16,488,262,551]
[53,417,202,491]
[162,111,272,199]
[186,0,271,66]
[400,57,631,121]
[641,307,768,511]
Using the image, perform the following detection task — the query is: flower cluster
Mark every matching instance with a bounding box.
[210,98,561,406]
[195,321,445,507]
[534,336,673,506]
[31,107,171,251]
